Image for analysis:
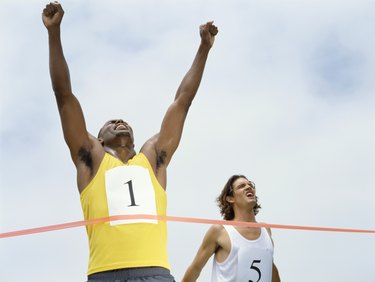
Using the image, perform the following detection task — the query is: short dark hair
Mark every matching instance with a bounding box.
[216,174,261,220]
[97,121,108,138]
[97,128,103,139]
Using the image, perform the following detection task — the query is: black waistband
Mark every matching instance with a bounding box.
[88,267,170,280]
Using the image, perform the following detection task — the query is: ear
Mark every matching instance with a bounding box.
[226,195,234,204]
[98,138,104,146]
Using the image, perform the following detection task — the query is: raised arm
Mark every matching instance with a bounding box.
[141,22,218,171]
[42,2,92,167]
[173,21,218,103]
[182,224,222,282]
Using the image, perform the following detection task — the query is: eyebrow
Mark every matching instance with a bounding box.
[234,183,245,189]
[235,182,253,189]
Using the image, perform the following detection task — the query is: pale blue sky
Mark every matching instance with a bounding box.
[1,0,374,281]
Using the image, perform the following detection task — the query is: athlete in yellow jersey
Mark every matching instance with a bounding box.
[42,2,218,281]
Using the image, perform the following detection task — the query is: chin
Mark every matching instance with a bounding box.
[116,131,131,137]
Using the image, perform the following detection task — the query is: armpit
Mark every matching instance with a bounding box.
[78,146,94,173]
[156,150,167,169]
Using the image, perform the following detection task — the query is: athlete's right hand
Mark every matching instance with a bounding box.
[42,1,64,30]
[199,21,218,47]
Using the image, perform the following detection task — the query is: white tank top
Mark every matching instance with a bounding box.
[211,225,274,282]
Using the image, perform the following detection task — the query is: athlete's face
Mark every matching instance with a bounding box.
[231,177,257,207]
[98,119,134,147]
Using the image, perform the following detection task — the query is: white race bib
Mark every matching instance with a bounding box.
[105,165,157,225]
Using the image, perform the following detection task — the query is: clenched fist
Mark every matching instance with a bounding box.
[42,1,64,30]
[200,21,218,47]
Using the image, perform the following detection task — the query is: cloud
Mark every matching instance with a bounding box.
[1,0,374,281]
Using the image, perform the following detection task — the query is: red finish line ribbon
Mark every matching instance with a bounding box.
[1,214,374,239]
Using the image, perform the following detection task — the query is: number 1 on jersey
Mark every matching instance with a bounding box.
[124,180,139,207]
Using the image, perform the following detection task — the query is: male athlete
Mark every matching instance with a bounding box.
[42,2,218,281]
[182,175,281,282]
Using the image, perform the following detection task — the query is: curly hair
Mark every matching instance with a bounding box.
[216,174,261,220]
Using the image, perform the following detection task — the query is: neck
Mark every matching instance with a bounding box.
[104,146,135,163]
[233,207,257,223]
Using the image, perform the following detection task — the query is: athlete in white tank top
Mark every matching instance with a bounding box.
[182,175,280,282]
[212,225,274,282]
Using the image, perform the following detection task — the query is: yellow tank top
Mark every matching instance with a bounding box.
[80,153,170,275]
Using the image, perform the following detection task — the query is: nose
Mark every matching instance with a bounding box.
[245,184,254,191]
[115,119,125,124]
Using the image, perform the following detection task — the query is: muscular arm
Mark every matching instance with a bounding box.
[141,22,218,175]
[182,224,222,282]
[43,3,92,167]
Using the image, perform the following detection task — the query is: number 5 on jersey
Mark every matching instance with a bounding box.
[249,259,262,282]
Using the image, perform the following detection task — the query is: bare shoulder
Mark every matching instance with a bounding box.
[206,224,227,241]
[139,134,170,188]
[140,134,168,173]
[209,224,225,234]
[211,224,231,259]
[89,135,105,161]
[201,224,225,246]
[76,135,105,193]
[140,135,158,163]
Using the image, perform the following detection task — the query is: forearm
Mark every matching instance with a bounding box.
[181,265,201,282]
[48,27,72,96]
[175,42,211,104]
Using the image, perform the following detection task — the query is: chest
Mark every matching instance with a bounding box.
[235,227,262,240]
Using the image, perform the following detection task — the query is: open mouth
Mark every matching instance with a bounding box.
[115,124,127,130]
[246,192,254,198]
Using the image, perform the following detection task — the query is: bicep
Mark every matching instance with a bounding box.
[156,99,190,166]
[56,93,91,164]
[189,225,221,271]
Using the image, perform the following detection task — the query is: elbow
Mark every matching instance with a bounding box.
[175,88,196,107]
[52,84,69,97]
[51,80,72,97]
[175,96,193,113]
[53,89,74,109]
[54,90,67,106]
[50,76,72,98]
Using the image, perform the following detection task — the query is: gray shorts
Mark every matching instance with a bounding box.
[87,267,175,282]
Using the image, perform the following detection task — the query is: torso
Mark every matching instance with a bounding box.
[215,225,262,263]
[212,225,274,282]
[80,152,170,274]
[77,136,167,194]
